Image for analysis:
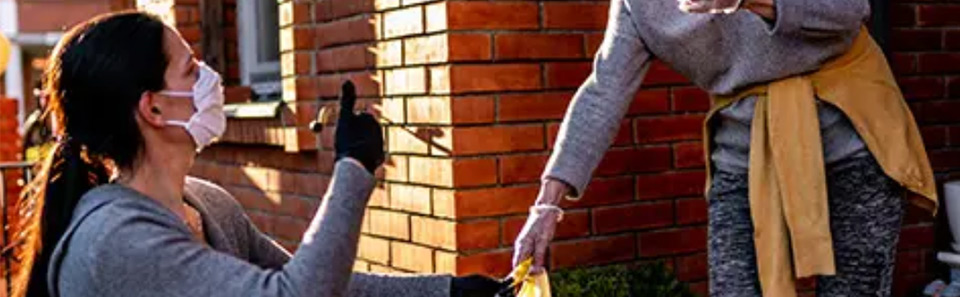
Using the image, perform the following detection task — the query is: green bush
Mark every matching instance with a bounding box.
[549,262,697,297]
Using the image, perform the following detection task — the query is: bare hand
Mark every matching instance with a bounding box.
[678,0,744,14]
[511,179,570,275]
[679,0,776,20]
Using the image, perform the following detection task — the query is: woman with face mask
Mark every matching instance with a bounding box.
[12,12,507,297]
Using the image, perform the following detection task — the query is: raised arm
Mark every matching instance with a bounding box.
[65,160,375,297]
[241,199,454,297]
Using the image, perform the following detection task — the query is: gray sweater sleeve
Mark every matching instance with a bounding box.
[67,161,374,297]
[542,0,652,197]
[240,204,452,297]
[768,0,870,37]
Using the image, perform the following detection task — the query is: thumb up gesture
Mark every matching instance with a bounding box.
[334,81,384,174]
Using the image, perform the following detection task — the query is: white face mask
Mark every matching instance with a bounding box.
[157,62,226,152]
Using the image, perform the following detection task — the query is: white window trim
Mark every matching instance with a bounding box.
[236,0,281,97]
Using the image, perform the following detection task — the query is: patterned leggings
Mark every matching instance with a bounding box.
[708,156,904,297]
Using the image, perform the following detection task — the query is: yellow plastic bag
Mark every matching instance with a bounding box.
[510,259,552,297]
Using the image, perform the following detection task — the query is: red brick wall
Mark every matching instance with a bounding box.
[169,1,959,296]
[0,98,21,192]
[257,0,717,281]
[411,0,716,292]
[0,98,23,264]
[888,2,960,296]
[190,145,324,251]
[17,0,114,33]
[161,0,241,85]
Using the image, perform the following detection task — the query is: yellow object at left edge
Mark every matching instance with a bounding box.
[0,32,10,75]
[510,259,552,297]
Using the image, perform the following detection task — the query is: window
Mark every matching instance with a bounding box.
[237,0,280,99]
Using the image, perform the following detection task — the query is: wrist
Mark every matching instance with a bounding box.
[535,179,570,206]
[531,204,564,222]
[339,157,370,173]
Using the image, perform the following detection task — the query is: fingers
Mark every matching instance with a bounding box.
[355,113,384,144]
[512,239,532,268]
[678,2,705,12]
[529,239,549,275]
[677,0,710,12]
[678,0,740,13]
[339,80,357,118]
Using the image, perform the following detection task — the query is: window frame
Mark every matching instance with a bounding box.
[236,0,281,98]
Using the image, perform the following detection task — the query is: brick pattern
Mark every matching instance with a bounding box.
[17,0,114,33]
[170,1,960,296]
[889,2,960,296]
[275,0,500,275]
[0,98,23,279]
[190,145,326,250]
[141,0,241,84]
[417,1,715,291]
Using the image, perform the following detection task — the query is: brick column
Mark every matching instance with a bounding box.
[279,0,710,282]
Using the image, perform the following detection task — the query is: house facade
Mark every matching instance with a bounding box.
[0,0,958,296]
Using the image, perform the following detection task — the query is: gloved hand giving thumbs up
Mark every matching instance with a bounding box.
[334,81,384,174]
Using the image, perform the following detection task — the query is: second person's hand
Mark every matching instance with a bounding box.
[511,179,570,275]
[678,0,776,20]
[678,0,744,14]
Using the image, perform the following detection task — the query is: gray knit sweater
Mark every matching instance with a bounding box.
[545,0,871,194]
[47,161,451,297]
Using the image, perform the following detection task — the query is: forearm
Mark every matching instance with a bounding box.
[346,272,451,297]
[81,163,376,297]
[542,0,652,197]
[289,160,376,297]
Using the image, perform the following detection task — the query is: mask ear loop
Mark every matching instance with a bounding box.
[158,90,193,98]
[155,90,196,126]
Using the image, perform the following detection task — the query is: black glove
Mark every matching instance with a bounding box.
[451,275,515,297]
[334,81,384,173]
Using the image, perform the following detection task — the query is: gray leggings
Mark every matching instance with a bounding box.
[708,155,904,297]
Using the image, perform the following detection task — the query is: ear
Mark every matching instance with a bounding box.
[137,91,167,128]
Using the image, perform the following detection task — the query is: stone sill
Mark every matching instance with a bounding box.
[225,100,283,119]
[219,87,297,150]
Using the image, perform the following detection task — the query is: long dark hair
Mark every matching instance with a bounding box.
[13,12,168,297]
